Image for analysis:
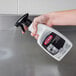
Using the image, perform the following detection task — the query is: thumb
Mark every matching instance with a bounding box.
[32,21,38,35]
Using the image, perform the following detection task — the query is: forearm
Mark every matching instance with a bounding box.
[49,9,76,26]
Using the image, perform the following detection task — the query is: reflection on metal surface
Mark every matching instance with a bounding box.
[0,48,13,60]
[0,26,17,31]
[35,65,60,76]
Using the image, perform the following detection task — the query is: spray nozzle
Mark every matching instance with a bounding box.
[15,13,32,33]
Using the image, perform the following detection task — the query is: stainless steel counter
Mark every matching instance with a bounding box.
[0,15,76,76]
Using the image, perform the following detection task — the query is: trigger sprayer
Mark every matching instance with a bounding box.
[15,13,72,61]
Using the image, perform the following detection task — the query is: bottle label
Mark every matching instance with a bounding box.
[42,32,65,55]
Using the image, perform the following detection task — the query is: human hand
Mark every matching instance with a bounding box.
[31,13,55,39]
[30,9,76,39]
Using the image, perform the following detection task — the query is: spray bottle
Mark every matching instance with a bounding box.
[15,13,72,61]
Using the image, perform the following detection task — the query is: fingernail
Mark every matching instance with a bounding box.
[22,31,25,34]
[35,35,38,40]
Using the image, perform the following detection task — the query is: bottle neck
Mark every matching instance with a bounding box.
[24,19,32,27]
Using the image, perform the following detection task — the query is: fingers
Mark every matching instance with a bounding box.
[31,32,36,36]
[22,31,25,34]
[31,33,39,40]
[24,26,28,30]
[32,21,38,35]
[22,26,28,34]
[35,34,39,40]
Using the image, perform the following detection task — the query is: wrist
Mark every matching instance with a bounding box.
[47,12,57,26]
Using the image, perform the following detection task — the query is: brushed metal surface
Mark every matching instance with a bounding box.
[0,14,76,76]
